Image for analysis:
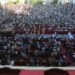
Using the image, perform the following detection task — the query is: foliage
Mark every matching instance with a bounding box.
[30,0,37,5]
[8,0,13,4]
[36,0,44,5]
[16,0,20,3]
[51,0,58,5]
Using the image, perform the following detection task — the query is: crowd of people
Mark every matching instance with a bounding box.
[0,3,75,66]
[0,3,74,31]
[15,25,75,34]
[0,32,75,66]
[26,3,74,25]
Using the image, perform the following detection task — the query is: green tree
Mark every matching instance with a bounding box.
[36,0,43,4]
[30,0,44,5]
[16,0,20,3]
[30,0,37,5]
[51,0,58,5]
[8,0,13,4]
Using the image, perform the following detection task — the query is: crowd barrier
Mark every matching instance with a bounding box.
[0,66,75,75]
